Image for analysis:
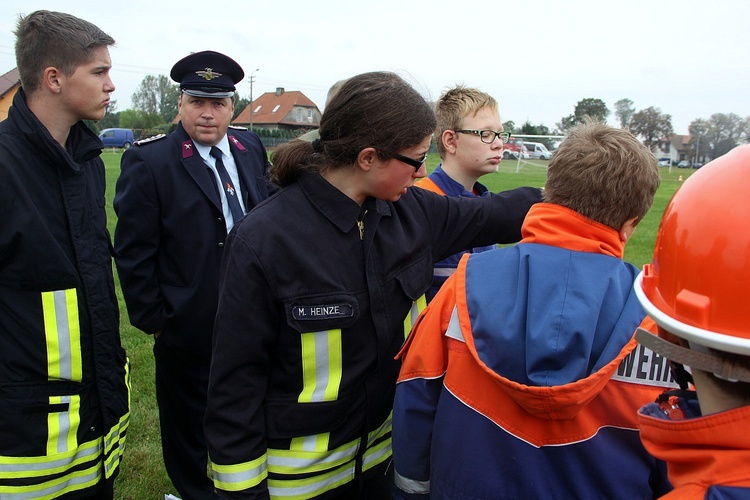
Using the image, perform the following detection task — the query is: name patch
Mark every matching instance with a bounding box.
[292,304,354,321]
[612,343,680,388]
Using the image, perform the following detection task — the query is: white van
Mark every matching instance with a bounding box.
[523,141,552,160]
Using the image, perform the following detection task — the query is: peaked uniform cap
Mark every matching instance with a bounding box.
[170,50,244,98]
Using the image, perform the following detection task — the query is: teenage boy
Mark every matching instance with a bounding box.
[416,85,507,301]
[0,10,129,499]
[393,121,672,499]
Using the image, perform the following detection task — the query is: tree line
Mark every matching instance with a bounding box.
[96,75,750,161]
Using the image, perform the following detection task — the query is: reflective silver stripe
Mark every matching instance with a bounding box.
[103,411,130,478]
[433,267,456,277]
[362,438,391,472]
[211,455,268,491]
[290,433,327,453]
[0,439,103,498]
[394,470,431,494]
[268,462,355,498]
[0,460,102,499]
[299,330,343,403]
[47,395,78,455]
[42,289,82,382]
[266,413,393,496]
[268,440,359,473]
[445,306,465,342]
[367,412,392,446]
[269,411,393,473]
[0,438,101,474]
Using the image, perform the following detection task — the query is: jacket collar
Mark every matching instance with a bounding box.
[297,171,391,234]
[638,404,750,492]
[9,88,104,171]
[521,203,624,258]
[428,164,489,197]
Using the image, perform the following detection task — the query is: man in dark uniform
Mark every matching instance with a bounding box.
[113,50,274,499]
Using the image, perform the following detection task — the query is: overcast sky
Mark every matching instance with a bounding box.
[2,0,748,135]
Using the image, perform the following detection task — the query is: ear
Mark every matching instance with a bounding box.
[442,129,458,155]
[356,147,378,172]
[42,67,62,94]
[619,217,639,242]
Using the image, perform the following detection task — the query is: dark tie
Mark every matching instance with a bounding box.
[210,147,244,224]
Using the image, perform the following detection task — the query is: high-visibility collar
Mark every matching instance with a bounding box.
[521,203,624,258]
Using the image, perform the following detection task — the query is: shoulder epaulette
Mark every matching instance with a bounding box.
[134,134,167,146]
[228,125,248,131]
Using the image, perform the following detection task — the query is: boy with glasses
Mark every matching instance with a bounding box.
[415,85,510,301]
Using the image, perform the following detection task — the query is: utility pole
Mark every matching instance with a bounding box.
[249,68,259,131]
[694,134,701,165]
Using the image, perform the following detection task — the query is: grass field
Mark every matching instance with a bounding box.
[102,151,694,499]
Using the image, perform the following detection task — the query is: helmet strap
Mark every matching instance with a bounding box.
[635,328,750,384]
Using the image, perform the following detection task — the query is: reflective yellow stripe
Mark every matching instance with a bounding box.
[0,460,102,498]
[362,437,391,472]
[268,461,354,499]
[103,359,131,479]
[47,395,80,455]
[363,411,392,472]
[268,414,392,475]
[211,454,268,492]
[265,413,393,497]
[366,411,392,446]
[41,289,82,382]
[268,439,359,475]
[103,408,129,479]
[0,438,102,497]
[298,330,342,403]
[290,432,329,453]
[0,411,128,497]
[403,295,427,340]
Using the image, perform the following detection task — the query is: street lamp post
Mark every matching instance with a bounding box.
[249,68,259,131]
[694,135,701,165]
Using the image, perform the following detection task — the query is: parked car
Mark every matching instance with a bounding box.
[692,162,704,169]
[523,141,553,160]
[99,128,134,149]
[677,160,691,168]
[658,158,670,167]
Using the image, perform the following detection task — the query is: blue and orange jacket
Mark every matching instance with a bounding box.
[415,166,495,301]
[639,394,750,498]
[392,203,675,499]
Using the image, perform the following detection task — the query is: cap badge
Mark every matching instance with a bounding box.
[196,68,223,81]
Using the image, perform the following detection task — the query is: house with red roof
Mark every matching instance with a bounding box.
[0,67,21,121]
[233,87,321,134]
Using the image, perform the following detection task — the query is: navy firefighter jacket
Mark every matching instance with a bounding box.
[204,169,541,497]
[0,89,130,498]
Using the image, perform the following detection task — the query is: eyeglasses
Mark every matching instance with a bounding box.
[393,152,428,171]
[454,129,511,144]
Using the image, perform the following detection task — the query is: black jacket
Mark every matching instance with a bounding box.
[205,170,542,497]
[0,89,129,497]
[113,123,274,361]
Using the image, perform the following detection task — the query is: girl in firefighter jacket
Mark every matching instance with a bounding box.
[203,71,542,499]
